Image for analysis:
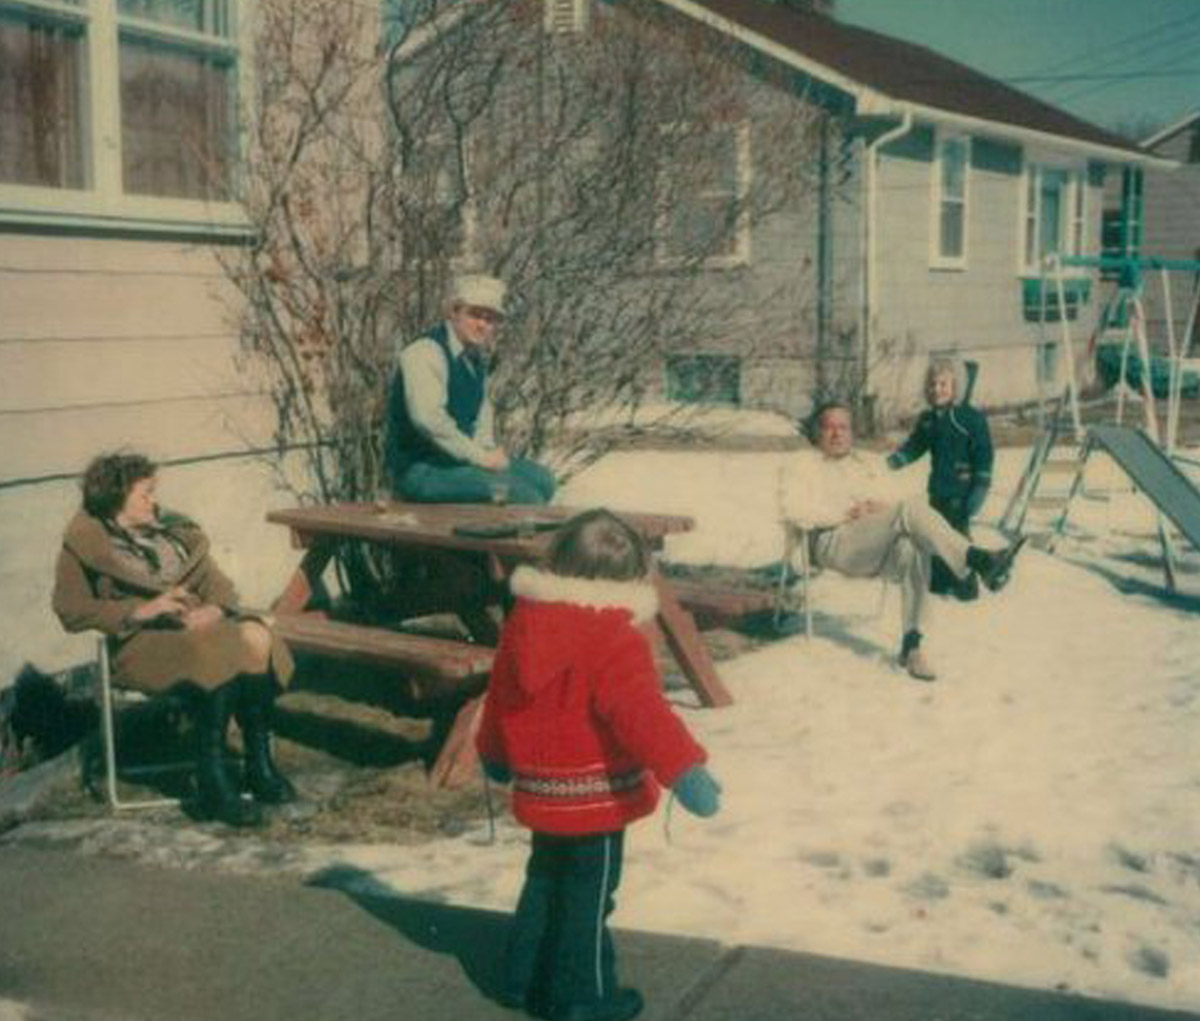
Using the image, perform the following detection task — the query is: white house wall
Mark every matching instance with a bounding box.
[697,108,864,421]
[871,130,1106,416]
[0,234,307,685]
[724,169,862,420]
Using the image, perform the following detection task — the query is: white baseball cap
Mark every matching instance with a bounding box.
[451,274,507,314]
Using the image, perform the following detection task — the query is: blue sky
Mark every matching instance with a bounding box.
[835,0,1200,137]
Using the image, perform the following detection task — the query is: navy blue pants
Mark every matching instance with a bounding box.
[504,830,625,1013]
[396,458,556,505]
[930,494,974,597]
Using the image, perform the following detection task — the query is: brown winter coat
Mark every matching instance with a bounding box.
[52,510,294,694]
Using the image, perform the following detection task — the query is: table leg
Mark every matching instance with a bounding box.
[272,543,336,614]
[653,575,733,708]
[433,555,516,786]
[429,695,485,789]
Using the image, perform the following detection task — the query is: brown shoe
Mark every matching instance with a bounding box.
[901,648,937,682]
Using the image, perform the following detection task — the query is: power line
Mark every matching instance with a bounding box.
[1054,39,1200,107]
[1008,69,1200,85]
[1014,8,1200,80]
[1031,20,1200,99]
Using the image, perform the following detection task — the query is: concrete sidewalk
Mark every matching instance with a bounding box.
[1,847,1196,1021]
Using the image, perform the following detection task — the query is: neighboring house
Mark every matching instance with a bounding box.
[1102,110,1200,351]
[629,0,1165,416]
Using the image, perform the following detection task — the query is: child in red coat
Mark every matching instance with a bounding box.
[477,509,721,1021]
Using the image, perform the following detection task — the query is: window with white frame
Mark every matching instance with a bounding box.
[932,134,968,266]
[1023,170,1037,267]
[1022,164,1087,271]
[657,121,751,269]
[1069,167,1086,256]
[0,4,86,189]
[120,0,237,201]
[0,0,244,232]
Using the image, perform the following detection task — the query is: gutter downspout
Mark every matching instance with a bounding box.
[860,107,913,420]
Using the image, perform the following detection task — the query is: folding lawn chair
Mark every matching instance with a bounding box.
[96,636,188,812]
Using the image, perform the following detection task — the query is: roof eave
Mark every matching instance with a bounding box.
[1141,110,1200,151]
[900,101,1174,168]
[653,0,1173,169]
[653,0,883,109]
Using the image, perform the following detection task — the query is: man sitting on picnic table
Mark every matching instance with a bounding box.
[386,274,557,505]
[781,400,1024,682]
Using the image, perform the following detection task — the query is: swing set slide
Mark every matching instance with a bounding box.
[1081,424,1200,553]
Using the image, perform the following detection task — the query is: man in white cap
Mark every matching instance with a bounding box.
[386,274,556,504]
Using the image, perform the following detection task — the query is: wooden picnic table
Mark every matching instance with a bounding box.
[265,501,733,785]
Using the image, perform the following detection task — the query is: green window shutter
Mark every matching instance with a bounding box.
[1023,277,1092,323]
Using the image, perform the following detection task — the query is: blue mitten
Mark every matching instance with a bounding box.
[886,451,905,471]
[481,759,512,784]
[672,766,721,818]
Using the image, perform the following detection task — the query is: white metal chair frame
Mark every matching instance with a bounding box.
[775,462,895,641]
[776,523,815,638]
[97,636,186,812]
[776,522,895,639]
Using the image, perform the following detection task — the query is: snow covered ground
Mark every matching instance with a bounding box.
[274,444,1200,1013]
[14,442,1200,1012]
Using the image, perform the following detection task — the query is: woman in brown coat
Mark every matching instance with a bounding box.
[53,452,296,827]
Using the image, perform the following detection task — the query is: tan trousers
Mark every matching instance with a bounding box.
[812,497,971,636]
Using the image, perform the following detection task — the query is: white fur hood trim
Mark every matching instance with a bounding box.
[510,566,658,624]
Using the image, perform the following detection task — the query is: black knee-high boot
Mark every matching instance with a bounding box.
[236,674,296,805]
[195,681,263,827]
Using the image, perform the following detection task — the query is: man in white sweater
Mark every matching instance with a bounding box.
[782,401,1023,681]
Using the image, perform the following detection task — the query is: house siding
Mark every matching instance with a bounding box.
[1138,122,1200,349]
[735,174,863,420]
[641,78,864,421]
[0,234,303,682]
[729,123,863,420]
[873,131,1108,415]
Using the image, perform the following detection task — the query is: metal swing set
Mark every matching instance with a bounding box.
[1000,252,1200,591]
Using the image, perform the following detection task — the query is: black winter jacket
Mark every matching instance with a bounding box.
[888,404,994,517]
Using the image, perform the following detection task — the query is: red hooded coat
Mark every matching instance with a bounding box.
[476,566,707,836]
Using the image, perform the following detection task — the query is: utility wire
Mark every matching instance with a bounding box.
[1009,8,1200,81]
[1008,69,1200,85]
[1054,39,1200,107]
[1021,20,1200,106]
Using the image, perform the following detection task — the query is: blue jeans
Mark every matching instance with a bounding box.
[504,830,625,1013]
[395,458,556,505]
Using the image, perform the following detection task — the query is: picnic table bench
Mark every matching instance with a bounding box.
[268,615,495,696]
[672,578,778,629]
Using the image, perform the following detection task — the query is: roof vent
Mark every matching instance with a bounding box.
[545,0,587,34]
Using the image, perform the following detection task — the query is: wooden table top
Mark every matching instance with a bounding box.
[266,501,695,556]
